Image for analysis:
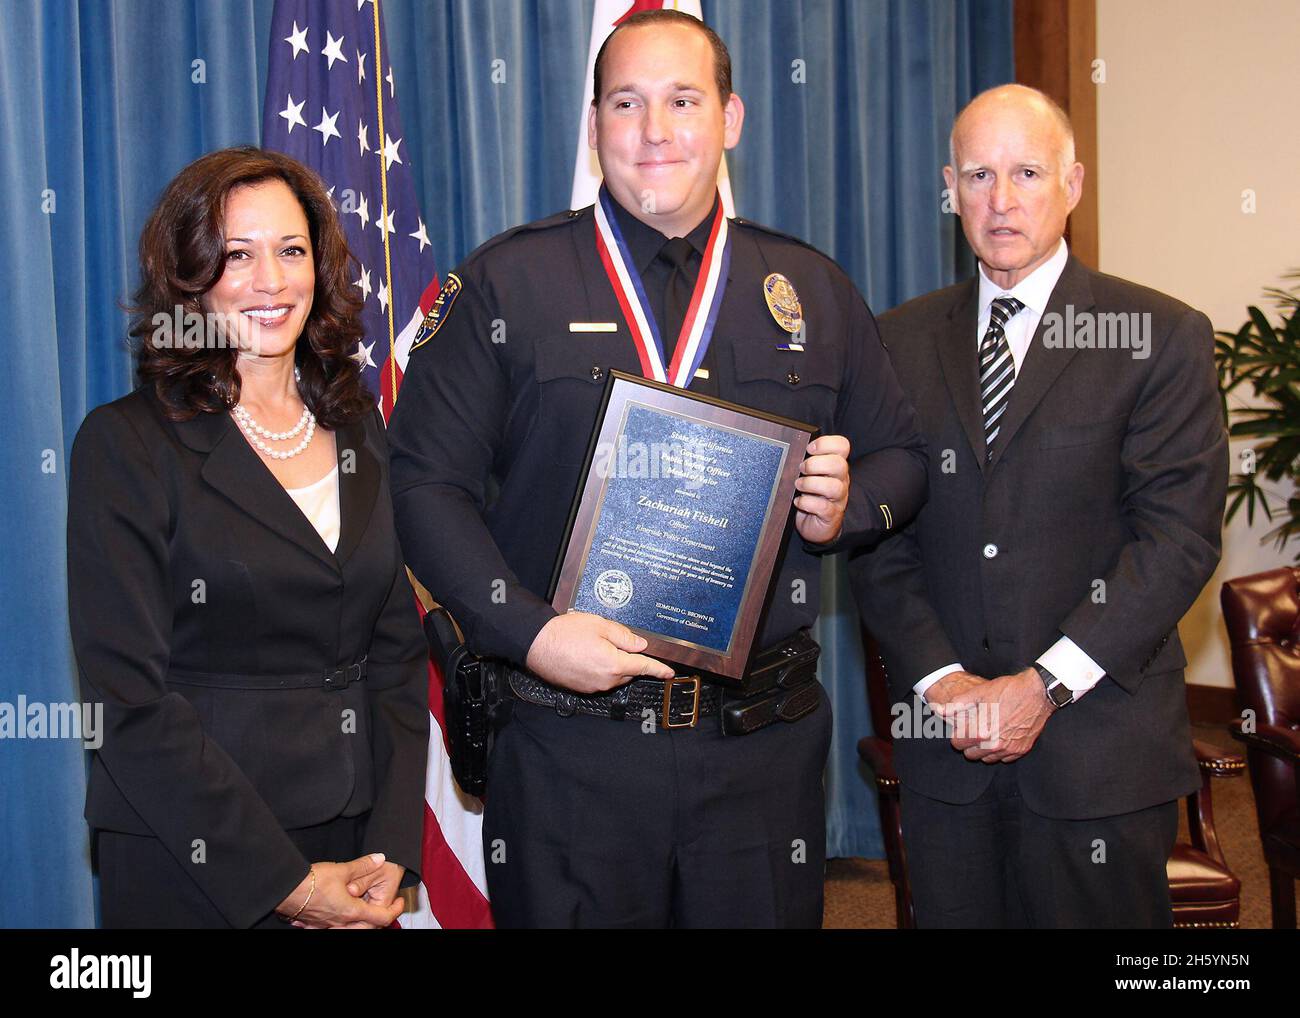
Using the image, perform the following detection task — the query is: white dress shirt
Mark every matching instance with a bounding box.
[914,239,1106,702]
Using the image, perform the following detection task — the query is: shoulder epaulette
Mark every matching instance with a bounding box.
[729,216,827,258]
[464,206,592,262]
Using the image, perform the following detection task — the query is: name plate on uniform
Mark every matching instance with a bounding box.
[549,371,816,682]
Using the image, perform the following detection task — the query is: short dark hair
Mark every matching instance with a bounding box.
[591,9,732,106]
[129,146,372,427]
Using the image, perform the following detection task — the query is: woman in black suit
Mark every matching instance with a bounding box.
[67,147,429,928]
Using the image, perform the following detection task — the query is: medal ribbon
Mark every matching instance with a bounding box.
[593,186,732,388]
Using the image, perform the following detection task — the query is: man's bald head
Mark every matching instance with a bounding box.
[950,84,1076,181]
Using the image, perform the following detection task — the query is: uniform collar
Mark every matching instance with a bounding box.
[977,237,1069,318]
[603,186,720,276]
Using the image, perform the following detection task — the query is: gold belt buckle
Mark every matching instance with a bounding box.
[663,674,702,729]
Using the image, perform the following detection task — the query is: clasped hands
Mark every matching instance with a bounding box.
[275,853,407,929]
[924,667,1055,764]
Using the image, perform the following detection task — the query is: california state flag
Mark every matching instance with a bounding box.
[571,0,735,214]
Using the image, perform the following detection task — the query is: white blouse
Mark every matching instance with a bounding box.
[284,465,340,553]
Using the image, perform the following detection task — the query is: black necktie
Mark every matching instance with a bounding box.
[979,295,1025,460]
[655,236,696,367]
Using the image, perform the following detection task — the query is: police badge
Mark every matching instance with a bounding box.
[763,273,803,335]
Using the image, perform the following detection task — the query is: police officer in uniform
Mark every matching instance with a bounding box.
[388,9,926,927]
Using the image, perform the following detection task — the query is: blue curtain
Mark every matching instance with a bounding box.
[1,0,275,929]
[4,0,1009,927]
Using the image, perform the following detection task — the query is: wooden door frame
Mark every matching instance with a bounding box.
[1014,0,1099,268]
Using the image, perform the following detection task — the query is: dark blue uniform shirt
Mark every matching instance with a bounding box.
[388,196,927,667]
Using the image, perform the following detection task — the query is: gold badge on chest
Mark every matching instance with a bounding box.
[763,273,803,335]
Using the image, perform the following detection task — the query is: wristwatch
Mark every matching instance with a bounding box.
[1033,663,1074,709]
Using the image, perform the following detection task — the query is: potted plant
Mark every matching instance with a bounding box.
[1215,272,1300,555]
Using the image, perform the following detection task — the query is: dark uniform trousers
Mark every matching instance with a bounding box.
[484,685,833,928]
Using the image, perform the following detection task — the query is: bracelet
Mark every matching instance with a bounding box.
[288,866,316,922]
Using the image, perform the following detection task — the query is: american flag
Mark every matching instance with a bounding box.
[262,0,493,929]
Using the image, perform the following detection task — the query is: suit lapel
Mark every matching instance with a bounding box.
[333,417,379,567]
[935,280,987,467]
[177,410,339,570]
[176,407,380,571]
[986,256,1094,468]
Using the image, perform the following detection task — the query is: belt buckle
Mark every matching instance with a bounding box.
[663,675,701,729]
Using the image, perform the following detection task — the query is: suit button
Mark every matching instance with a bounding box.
[787,372,800,385]
[590,365,605,381]
[983,543,998,559]
[982,637,990,651]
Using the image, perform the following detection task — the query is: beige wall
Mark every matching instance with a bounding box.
[1096,0,1300,687]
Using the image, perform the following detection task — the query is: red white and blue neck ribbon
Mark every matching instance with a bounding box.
[593,186,732,389]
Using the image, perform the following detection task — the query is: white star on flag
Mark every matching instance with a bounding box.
[377,279,389,313]
[313,108,342,146]
[380,133,403,171]
[278,94,307,133]
[357,119,370,157]
[353,192,370,230]
[354,265,372,301]
[353,339,377,369]
[386,65,395,98]
[356,50,366,84]
[284,20,309,59]
[321,31,347,70]
[326,184,337,209]
[375,207,396,240]
[409,217,430,253]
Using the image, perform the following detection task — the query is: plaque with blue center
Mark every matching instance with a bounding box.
[549,371,816,682]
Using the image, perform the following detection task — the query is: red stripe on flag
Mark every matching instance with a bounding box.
[614,0,666,27]
[418,801,494,929]
[418,275,442,315]
[379,356,405,422]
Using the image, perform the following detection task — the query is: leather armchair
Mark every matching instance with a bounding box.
[1220,567,1300,928]
[858,626,1243,928]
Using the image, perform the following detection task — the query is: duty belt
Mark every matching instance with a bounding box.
[508,669,720,729]
[505,629,821,731]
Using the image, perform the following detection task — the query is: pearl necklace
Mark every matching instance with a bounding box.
[232,402,317,460]
[232,402,310,441]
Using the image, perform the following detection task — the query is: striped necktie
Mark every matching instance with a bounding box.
[979,295,1026,460]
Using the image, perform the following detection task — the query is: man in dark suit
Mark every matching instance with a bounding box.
[850,84,1228,928]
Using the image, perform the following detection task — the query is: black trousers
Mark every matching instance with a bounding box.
[96,813,366,929]
[483,683,833,928]
[900,764,1179,928]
